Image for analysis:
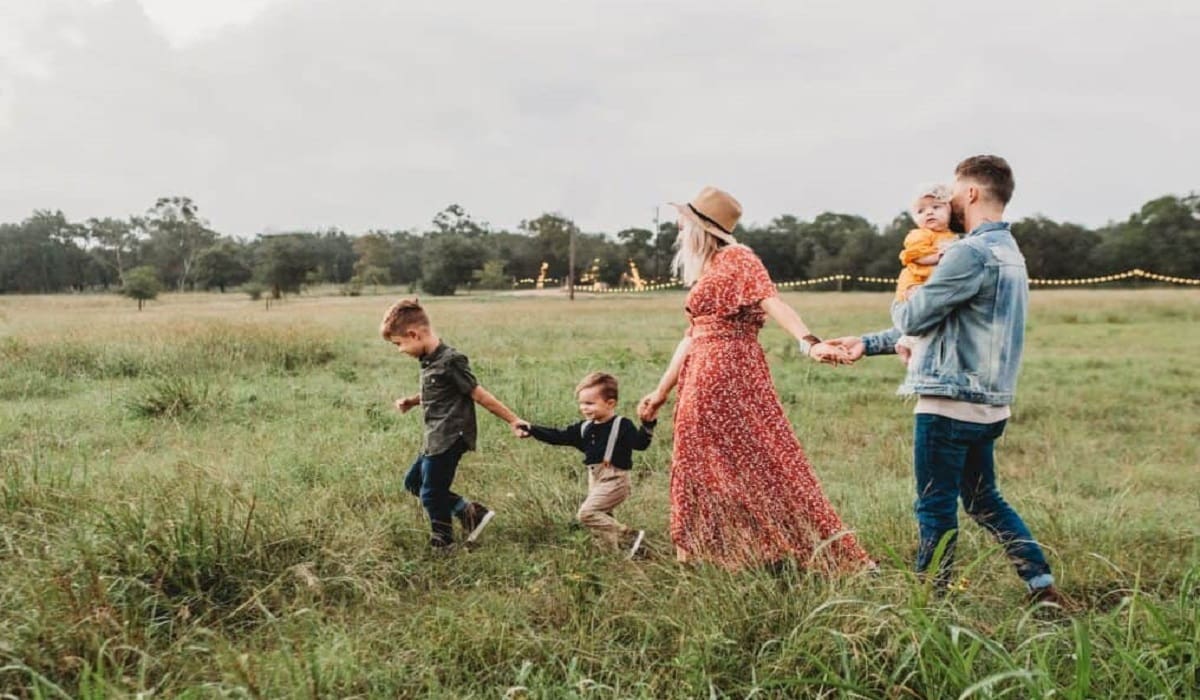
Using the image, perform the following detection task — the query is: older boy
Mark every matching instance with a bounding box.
[382,298,527,551]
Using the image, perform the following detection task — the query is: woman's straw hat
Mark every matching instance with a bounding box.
[672,186,741,245]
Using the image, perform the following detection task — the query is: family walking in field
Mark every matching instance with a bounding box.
[380,154,1064,606]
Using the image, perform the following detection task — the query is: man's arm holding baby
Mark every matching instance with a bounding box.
[892,244,984,336]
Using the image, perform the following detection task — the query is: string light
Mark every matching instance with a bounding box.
[538,268,1200,293]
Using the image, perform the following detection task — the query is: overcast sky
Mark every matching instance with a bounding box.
[1,0,1196,236]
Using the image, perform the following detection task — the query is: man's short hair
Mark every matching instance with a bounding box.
[576,372,619,401]
[955,155,1015,205]
[380,298,430,339]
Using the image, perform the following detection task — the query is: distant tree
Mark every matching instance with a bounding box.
[421,234,486,295]
[0,210,78,293]
[354,265,391,292]
[471,260,511,289]
[486,230,541,280]
[389,231,425,286]
[1012,216,1101,279]
[616,227,654,279]
[85,217,141,286]
[572,231,624,285]
[740,215,806,281]
[1092,194,1200,277]
[651,221,678,280]
[314,228,357,283]
[122,265,162,310]
[617,227,653,257]
[141,197,218,291]
[432,204,489,238]
[870,212,916,279]
[194,239,252,292]
[520,213,579,277]
[254,233,320,298]
[352,232,394,284]
[800,213,876,280]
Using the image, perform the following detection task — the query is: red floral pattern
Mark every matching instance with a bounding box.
[671,245,873,571]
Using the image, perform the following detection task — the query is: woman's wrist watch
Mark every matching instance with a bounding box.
[797,334,822,357]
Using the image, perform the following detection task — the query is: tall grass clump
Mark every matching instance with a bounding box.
[0,322,338,383]
[124,376,216,419]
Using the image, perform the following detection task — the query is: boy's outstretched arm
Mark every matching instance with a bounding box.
[629,419,657,450]
[525,423,584,447]
[470,385,527,436]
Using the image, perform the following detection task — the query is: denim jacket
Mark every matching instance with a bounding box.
[862,221,1027,405]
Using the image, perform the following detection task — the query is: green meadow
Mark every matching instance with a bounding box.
[1,289,1197,698]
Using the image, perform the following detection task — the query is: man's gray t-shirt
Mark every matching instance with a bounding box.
[419,342,479,455]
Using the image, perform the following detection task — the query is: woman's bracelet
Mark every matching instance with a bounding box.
[797,334,822,357]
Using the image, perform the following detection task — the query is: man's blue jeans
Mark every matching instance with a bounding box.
[405,440,469,546]
[913,413,1053,590]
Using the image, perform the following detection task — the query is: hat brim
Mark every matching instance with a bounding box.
[669,202,737,245]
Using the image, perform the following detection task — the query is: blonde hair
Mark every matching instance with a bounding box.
[672,210,722,286]
[909,183,953,218]
[380,298,430,339]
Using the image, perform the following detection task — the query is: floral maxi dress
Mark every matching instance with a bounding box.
[670,245,873,571]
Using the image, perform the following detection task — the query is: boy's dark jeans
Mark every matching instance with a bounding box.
[404,439,468,546]
[913,413,1052,588]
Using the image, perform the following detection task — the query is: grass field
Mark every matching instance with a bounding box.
[1,288,1198,698]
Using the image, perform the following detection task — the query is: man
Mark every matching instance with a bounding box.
[830,155,1062,604]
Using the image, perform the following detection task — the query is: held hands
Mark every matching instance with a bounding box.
[511,420,532,438]
[637,390,667,422]
[824,336,866,362]
[808,341,854,366]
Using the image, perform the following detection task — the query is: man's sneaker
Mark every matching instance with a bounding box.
[626,530,646,560]
[457,502,495,543]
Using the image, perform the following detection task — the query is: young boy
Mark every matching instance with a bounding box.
[895,184,960,363]
[518,372,654,558]
[381,298,527,552]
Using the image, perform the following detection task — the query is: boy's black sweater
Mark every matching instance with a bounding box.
[527,416,656,469]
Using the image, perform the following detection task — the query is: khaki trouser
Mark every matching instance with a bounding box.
[577,463,632,548]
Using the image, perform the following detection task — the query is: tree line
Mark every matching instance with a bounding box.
[2,194,1197,298]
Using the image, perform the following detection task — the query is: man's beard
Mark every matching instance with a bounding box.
[949,206,967,234]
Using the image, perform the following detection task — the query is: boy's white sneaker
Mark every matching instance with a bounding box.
[626,530,646,559]
[459,502,495,543]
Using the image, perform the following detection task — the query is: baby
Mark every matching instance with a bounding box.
[895,184,959,362]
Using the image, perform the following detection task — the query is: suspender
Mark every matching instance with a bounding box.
[603,416,623,465]
[581,417,624,466]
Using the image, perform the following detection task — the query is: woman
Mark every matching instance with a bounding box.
[638,186,873,572]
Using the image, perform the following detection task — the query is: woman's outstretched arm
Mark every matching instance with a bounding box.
[638,335,692,421]
[760,295,853,365]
